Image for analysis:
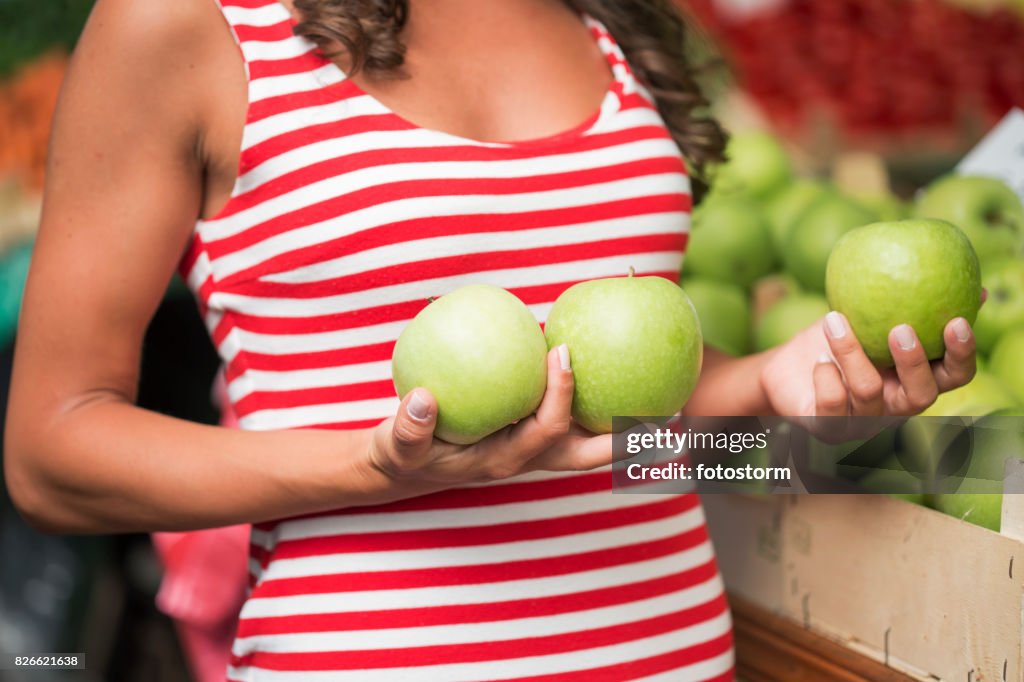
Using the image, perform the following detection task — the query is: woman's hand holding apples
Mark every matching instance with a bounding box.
[760,311,977,417]
[368,346,613,488]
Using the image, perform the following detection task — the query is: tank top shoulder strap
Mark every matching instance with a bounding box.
[581,14,644,99]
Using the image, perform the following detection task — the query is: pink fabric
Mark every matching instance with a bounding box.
[152,371,248,682]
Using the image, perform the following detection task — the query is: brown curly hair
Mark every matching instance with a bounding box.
[292,0,726,193]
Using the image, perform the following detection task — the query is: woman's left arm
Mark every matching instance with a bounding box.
[684,312,977,417]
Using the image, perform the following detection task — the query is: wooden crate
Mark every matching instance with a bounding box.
[704,489,1024,681]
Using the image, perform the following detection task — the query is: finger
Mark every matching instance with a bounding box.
[822,311,884,415]
[888,324,939,415]
[933,317,976,392]
[813,353,849,417]
[383,389,438,476]
[981,287,988,306]
[503,344,574,467]
[530,429,614,473]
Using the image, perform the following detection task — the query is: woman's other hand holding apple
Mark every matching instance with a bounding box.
[760,311,977,417]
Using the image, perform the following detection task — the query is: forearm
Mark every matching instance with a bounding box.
[683,346,776,417]
[6,397,422,534]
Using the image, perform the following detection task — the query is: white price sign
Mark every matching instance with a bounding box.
[956,108,1024,202]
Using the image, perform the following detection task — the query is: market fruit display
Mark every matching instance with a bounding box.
[754,292,829,351]
[392,284,547,445]
[684,194,776,289]
[783,192,877,292]
[989,328,1024,404]
[972,258,1024,354]
[709,131,793,200]
[544,274,703,434]
[765,179,828,250]
[913,175,1024,265]
[825,219,982,366]
[682,277,750,356]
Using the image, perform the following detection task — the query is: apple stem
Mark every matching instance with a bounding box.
[628,266,635,278]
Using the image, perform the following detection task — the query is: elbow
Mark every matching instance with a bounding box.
[4,435,74,535]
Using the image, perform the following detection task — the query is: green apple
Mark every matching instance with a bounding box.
[765,179,828,251]
[681,277,750,356]
[935,489,1002,531]
[859,457,926,505]
[709,130,792,200]
[989,327,1024,404]
[856,192,910,221]
[930,408,1024,531]
[900,373,1018,493]
[913,174,1024,265]
[392,284,547,444]
[825,219,981,366]
[754,293,829,351]
[973,258,1024,354]
[685,195,776,289]
[784,192,877,292]
[924,371,1018,417]
[544,274,703,433]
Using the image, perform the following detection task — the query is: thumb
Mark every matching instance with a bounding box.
[386,389,438,474]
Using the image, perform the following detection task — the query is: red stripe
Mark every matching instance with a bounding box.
[234,590,728,669]
[232,379,394,416]
[216,193,688,285]
[209,158,685,263]
[248,50,326,80]
[231,22,295,44]
[219,0,278,8]
[226,233,684,300]
[253,524,708,597]
[238,113,414,176]
[491,632,734,682]
[227,341,394,376]
[236,560,722,639]
[219,124,675,220]
[246,79,358,124]
[253,470,625,530]
[263,494,693,562]
[220,271,681,335]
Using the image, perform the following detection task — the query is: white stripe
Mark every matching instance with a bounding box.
[234,104,667,200]
[238,396,399,430]
[208,139,683,245]
[250,488,684,545]
[227,360,391,403]
[222,4,289,27]
[263,210,684,284]
[253,506,706,582]
[236,574,723,652]
[244,538,713,617]
[248,64,344,101]
[226,610,731,682]
[219,302,550,356]
[239,36,316,62]
[632,650,735,682]
[211,251,683,317]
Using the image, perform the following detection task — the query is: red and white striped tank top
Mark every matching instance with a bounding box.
[181,1,734,679]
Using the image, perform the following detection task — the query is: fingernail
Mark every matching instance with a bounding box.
[407,391,431,422]
[952,317,971,343]
[817,352,832,364]
[557,344,571,371]
[893,324,916,351]
[825,311,847,339]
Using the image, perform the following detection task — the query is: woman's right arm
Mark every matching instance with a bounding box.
[4,0,609,535]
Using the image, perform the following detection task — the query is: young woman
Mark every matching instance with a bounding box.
[5,0,978,679]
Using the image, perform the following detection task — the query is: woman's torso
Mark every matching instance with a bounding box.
[182,1,733,679]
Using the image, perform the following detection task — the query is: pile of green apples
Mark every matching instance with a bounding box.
[683,130,1024,531]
